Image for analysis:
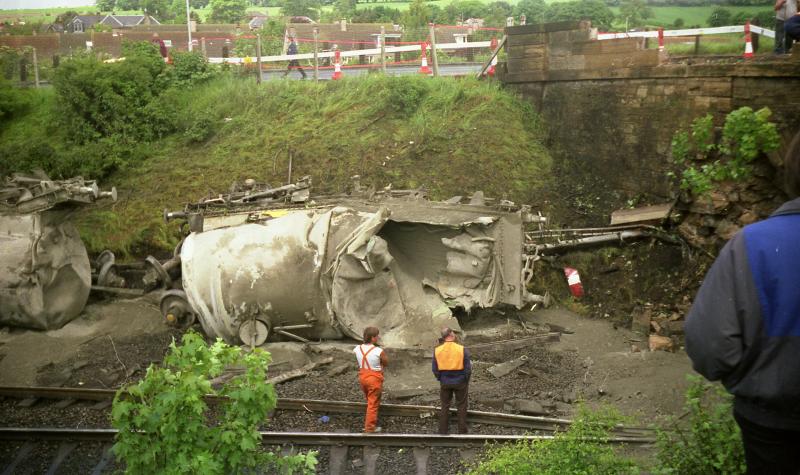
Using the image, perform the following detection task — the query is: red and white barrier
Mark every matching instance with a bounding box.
[564,267,584,298]
[743,21,754,58]
[598,24,775,40]
[332,49,342,80]
[487,37,499,76]
[419,42,432,74]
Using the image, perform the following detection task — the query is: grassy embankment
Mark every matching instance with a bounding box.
[0,75,552,256]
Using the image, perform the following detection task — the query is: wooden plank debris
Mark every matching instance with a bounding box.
[610,203,673,226]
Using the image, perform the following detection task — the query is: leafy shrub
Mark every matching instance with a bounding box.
[111,331,317,474]
[670,107,780,195]
[53,41,174,144]
[653,375,745,474]
[468,406,639,475]
[0,78,28,121]
[168,50,220,86]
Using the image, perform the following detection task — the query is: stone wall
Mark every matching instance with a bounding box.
[499,22,800,223]
[0,30,237,59]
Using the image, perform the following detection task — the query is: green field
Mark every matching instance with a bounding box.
[1,2,776,29]
[611,5,772,28]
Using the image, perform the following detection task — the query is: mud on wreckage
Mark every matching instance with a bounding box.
[0,173,116,330]
[145,177,553,348]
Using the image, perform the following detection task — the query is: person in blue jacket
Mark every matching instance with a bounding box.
[283,38,307,79]
[684,132,800,474]
[432,327,472,434]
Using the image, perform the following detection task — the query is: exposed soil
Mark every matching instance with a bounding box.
[0,296,693,474]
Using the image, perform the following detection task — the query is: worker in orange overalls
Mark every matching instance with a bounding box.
[433,327,472,434]
[354,326,388,433]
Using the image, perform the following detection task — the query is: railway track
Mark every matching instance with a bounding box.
[0,386,655,437]
[0,427,654,475]
[0,385,656,474]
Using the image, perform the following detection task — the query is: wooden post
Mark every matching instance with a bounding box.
[256,34,262,84]
[429,23,439,77]
[201,37,207,59]
[32,48,40,88]
[19,57,27,83]
[287,148,293,185]
[694,35,700,55]
[313,27,319,81]
[380,26,386,73]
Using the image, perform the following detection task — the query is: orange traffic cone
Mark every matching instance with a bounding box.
[419,42,432,75]
[487,37,498,76]
[332,49,343,80]
[743,21,754,58]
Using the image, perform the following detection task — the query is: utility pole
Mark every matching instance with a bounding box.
[185,0,193,51]
[313,27,319,81]
[256,33,262,84]
[380,25,386,73]
[428,23,439,77]
[31,48,40,88]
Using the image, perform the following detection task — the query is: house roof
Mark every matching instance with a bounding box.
[249,16,268,29]
[288,23,397,50]
[72,15,106,27]
[101,15,161,27]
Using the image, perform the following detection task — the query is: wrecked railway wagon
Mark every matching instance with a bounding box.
[0,174,115,330]
[165,178,549,348]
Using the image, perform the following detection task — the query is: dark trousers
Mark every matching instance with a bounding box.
[439,382,468,434]
[775,20,795,54]
[734,411,800,474]
[283,60,306,78]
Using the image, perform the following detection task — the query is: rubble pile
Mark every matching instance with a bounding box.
[675,161,786,250]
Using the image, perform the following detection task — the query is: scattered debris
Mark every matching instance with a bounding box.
[648,335,674,352]
[390,388,427,400]
[488,355,529,378]
[326,363,350,378]
[610,203,674,226]
[267,357,333,385]
[505,399,547,416]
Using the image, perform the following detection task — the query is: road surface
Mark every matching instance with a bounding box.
[261,63,485,81]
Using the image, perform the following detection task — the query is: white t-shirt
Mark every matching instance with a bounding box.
[777,0,797,21]
[354,344,383,371]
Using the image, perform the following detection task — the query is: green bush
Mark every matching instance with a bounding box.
[52,42,171,144]
[111,331,317,474]
[468,406,640,475]
[0,78,29,122]
[670,107,780,195]
[653,375,745,474]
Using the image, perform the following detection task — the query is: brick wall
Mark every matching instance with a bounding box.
[499,22,800,221]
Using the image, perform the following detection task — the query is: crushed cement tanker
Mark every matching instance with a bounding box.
[0,173,116,330]
[163,177,550,348]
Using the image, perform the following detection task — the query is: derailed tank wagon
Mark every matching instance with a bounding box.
[163,178,550,348]
[0,174,116,330]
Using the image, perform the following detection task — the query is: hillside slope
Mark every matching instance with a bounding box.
[1,75,552,255]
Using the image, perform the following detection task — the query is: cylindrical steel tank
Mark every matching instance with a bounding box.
[180,210,341,345]
[0,212,92,330]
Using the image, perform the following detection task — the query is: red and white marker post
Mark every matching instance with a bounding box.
[419,42,432,75]
[743,21,754,59]
[332,49,343,80]
[658,27,665,52]
[564,267,584,298]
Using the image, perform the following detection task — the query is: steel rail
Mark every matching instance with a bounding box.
[0,428,655,446]
[0,386,654,437]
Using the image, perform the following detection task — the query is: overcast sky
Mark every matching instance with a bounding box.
[1,0,95,9]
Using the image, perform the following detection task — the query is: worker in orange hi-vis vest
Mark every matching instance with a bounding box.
[354,326,388,433]
[433,327,472,434]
